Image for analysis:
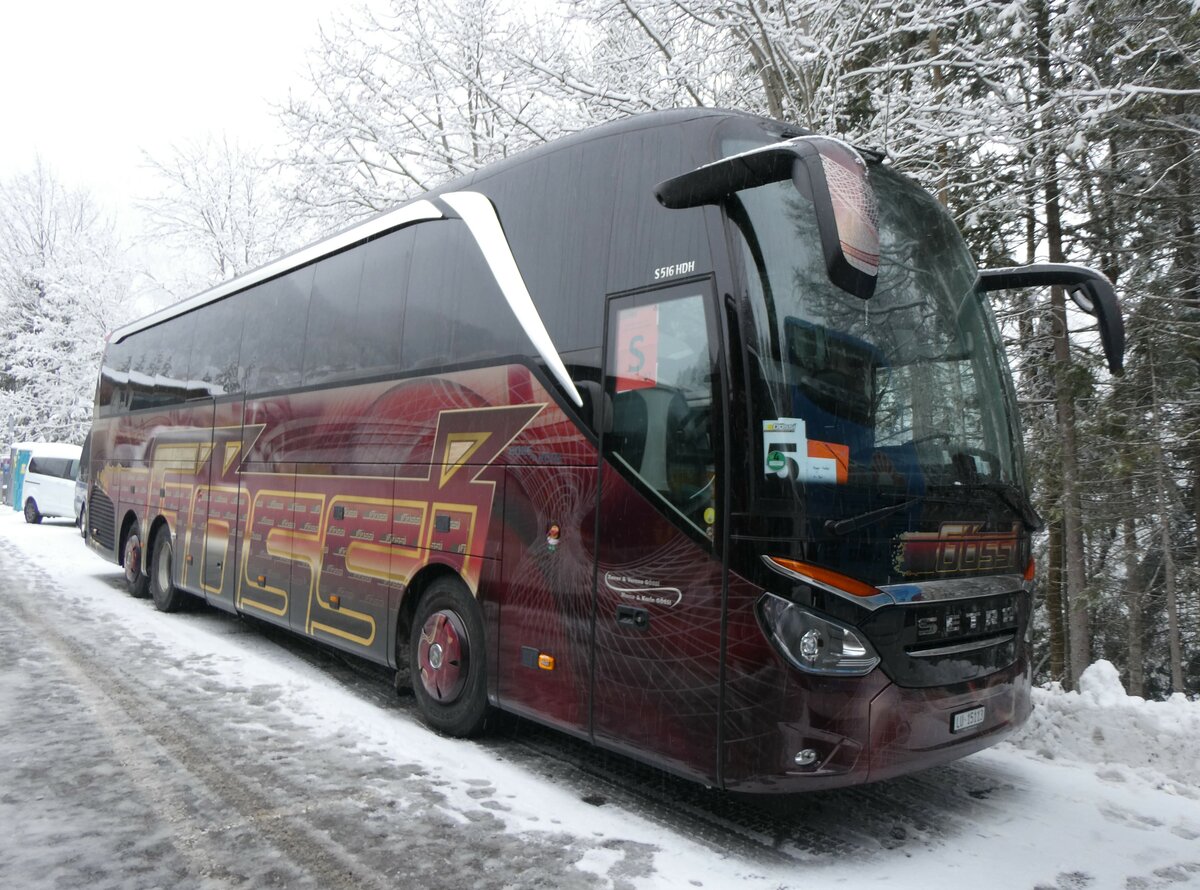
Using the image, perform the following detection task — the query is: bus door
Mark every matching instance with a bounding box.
[592,282,726,782]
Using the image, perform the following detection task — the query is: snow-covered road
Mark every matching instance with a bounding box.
[1,511,1197,889]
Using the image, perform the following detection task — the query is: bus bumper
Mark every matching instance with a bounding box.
[866,659,1032,784]
[722,658,1031,793]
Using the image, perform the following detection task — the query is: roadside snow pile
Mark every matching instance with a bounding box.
[1007,660,1200,795]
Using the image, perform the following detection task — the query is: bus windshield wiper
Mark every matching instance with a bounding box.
[953,480,1044,532]
[825,497,921,536]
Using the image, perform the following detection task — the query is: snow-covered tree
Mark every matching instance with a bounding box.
[0,161,132,444]
[280,0,578,227]
[141,134,311,289]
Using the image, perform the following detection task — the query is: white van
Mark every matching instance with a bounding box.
[20,443,83,524]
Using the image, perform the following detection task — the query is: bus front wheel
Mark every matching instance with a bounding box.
[410,577,489,737]
[123,529,150,598]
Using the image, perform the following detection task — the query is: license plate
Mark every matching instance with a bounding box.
[952,706,985,733]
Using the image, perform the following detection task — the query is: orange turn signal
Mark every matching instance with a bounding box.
[1024,556,1036,583]
[766,556,881,598]
[537,654,555,671]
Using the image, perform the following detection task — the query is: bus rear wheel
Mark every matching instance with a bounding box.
[23,499,42,524]
[150,527,187,613]
[410,577,489,737]
[123,529,149,598]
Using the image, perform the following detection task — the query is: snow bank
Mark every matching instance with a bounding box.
[1008,660,1200,794]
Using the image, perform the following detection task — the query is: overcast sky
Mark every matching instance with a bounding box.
[1,0,345,218]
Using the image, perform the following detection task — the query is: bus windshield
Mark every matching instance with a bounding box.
[728,149,1027,579]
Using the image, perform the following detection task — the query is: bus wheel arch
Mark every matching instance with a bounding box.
[406,570,489,737]
[119,511,150,599]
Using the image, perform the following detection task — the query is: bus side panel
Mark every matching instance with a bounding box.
[606,123,715,297]
[192,399,247,611]
[289,461,395,664]
[473,135,621,357]
[238,458,296,630]
[242,385,400,656]
[591,468,724,785]
[113,406,181,549]
[153,400,217,590]
[495,465,596,735]
[177,399,215,597]
[223,370,565,665]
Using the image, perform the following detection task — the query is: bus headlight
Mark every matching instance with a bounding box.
[757,593,880,676]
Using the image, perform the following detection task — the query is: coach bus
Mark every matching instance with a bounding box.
[86,109,1123,792]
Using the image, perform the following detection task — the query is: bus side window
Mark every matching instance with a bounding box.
[187,296,246,397]
[99,339,133,417]
[127,324,164,411]
[356,227,414,377]
[304,247,365,385]
[242,267,314,394]
[156,315,194,403]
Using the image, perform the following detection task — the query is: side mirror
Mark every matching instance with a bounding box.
[655,136,879,300]
[790,138,880,300]
[977,263,1125,375]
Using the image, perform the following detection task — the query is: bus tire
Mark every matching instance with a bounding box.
[123,528,150,598]
[410,577,489,737]
[150,527,187,613]
[23,498,42,525]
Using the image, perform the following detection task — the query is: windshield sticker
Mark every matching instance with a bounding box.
[614,304,659,393]
[893,522,1021,577]
[763,418,848,484]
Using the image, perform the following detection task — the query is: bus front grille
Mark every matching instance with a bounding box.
[861,588,1027,687]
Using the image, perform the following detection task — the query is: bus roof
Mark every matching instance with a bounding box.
[108,108,754,345]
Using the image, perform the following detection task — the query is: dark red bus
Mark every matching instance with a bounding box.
[87,109,1123,792]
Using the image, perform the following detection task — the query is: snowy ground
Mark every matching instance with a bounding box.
[0,511,1197,890]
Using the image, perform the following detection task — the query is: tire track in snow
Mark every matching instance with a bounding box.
[3,564,395,890]
[0,536,630,890]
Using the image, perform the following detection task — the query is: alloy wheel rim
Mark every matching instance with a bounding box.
[417,609,469,703]
[155,543,171,593]
[124,536,141,583]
